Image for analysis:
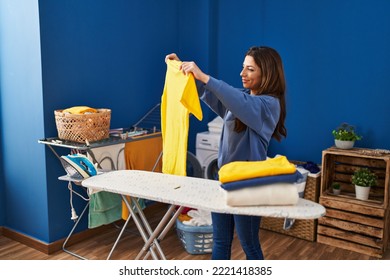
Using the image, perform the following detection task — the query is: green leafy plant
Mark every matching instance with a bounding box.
[332,182,340,189]
[351,168,377,187]
[332,123,362,141]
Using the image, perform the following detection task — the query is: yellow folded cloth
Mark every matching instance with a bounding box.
[63,106,97,114]
[218,156,296,184]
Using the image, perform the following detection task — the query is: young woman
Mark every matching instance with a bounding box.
[165,46,287,260]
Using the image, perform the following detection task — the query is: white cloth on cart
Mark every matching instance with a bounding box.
[87,144,125,228]
[87,143,125,195]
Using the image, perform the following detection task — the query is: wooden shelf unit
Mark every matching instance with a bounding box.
[317,147,390,258]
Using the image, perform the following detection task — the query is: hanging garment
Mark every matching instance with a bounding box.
[121,136,163,220]
[88,143,126,173]
[88,191,123,228]
[161,59,203,175]
[87,144,125,228]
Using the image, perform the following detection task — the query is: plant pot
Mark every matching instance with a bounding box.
[335,140,355,149]
[355,185,370,200]
[333,188,341,195]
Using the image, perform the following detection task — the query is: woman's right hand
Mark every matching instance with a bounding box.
[165,53,180,63]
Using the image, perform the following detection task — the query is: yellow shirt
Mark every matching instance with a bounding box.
[218,156,296,183]
[161,60,203,175]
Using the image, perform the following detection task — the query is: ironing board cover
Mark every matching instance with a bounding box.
[82,170,325,219]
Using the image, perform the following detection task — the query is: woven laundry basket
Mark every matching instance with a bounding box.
[54,108,111,143]
[260,163,321,242]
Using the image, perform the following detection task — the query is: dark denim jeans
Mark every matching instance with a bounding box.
[211,212,264,260]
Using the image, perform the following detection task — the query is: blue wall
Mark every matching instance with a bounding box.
[262,0,390,161]
[0,46,3,226]
[38,0,186,241]
[1,0,389,244]
[0,118,3,226]
[176,0,221,149]
[0,0,49,240]
[0,9,3,225]
[213,0,390,162]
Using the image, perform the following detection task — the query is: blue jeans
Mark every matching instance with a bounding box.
[211,212,264,260]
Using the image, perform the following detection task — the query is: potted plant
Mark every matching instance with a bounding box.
[332,123,362,149]
[351,168,377,200]
[332,182,341,195]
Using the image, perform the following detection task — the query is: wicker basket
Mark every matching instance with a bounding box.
[54,109,111,143]
[176,219,213,255]
[260,167,321,242]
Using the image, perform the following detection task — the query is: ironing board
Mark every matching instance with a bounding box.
[82,170,326,260]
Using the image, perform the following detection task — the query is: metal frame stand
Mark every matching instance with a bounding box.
[121,196,184,260]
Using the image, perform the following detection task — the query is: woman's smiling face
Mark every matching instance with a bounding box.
[240,55,261,94]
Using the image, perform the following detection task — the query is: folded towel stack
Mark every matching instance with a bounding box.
[218,156,304,207]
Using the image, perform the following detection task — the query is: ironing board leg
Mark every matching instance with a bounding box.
[62,201,89,260]
[106,204,134,260]
[130,197,166,260]
[142,205,184,260]
[121,195,160,260]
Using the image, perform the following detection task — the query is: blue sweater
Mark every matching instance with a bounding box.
[199,77,280,168]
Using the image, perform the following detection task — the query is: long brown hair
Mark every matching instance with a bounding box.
[235,46,287,141]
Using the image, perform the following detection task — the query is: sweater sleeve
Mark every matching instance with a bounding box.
[196,79,227,118]
[204,77,280,134]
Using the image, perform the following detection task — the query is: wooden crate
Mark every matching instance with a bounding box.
[260,170,321,241]
[320,147,389,207]
[317,147,390,258]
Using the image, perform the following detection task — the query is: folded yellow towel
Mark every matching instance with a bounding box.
[63,106,97,114]
[218,156,296,183]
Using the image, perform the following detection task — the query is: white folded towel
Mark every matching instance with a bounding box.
[224,182,300,207]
